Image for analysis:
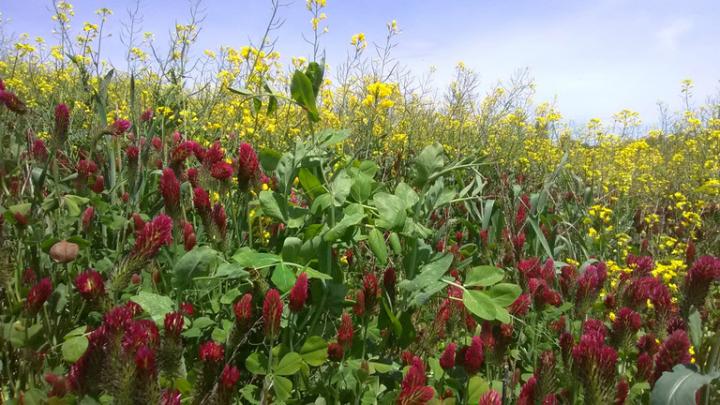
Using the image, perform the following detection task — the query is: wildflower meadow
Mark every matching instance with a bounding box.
[0,1,719,404]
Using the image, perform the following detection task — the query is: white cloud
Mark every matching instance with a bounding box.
[656,18,693,51]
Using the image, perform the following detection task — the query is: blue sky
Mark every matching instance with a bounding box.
[1,0,718,124]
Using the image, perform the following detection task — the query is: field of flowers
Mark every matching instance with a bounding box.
[1,1,720,404]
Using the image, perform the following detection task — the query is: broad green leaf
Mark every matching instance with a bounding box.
[463,290,497,321]
[232,248,282,269]
[317,128,350,148]
[245,352,268,375]
[398,254,453,291]
[272,263,296,292]
[332,171,352,206]
[323,212,364,242]
[433,189,457,210]
[63,326,87,339]
[311,193,333,215]
[281,237,303,262]
[300,336,328,366]
[259,148,282,172]
[130,291,175,325]
[412,143,445,186]
[275,352,302,376]
[467,376,490,404]
[650,364,719,405]
[486,283,522,307]
[494,306,512,324]
[368,361,397,374]
[465,266,505,287]
[394,182,419,210]
[298,168,327,199]
[303,267,333,280]
[274,375,293,401]
[290,70,319,122]
[412,280,448,306]
[172,246,221,289]
[214,262,250,280]
[220,288,243,305]
[349,168,373,203]
[259,190,287,222]
[367,228,388,266]
[373,192,406,231]
[62,335,88,362]
[305,61,324,98]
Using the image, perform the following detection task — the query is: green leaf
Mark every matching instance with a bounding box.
[172,246,221,289]
[395,182,419,210]
[367,228,388,266]
[494,306,512,324]
[332,171,352,206]
[62,335,88,362]
[130,291,175,325]
[305,61,324,98]
[303,267,333,280]
[300,336,328,366]
[259,148,282,172]
[259,190,287,223]
[373,192,406,231]
[412,280,448,306]
[369,361,397,374]
[323,212,365,242]
[272,263,296,292]
[317,128,350,148]
[463,290,497,321]
[232,248,282,269]
[214,262,250,280]
[298,168,327,199]
[290,70,319,122]
[629,382,651,402]
[245,352,268,375]
[413,143,445,186]
[398,254,453,291]
[63,326,87,339]
[650,364,719,405]
[465,266,505,287]
[688,308,702,350]
[281,237,303,262]
[228,87,254,96]
[63,194,89,216]
[273,375,293,402]
[433,189,457,210]
[220,288,243,305]
[275,352,302,376]
[467,376,490,404]
[389,232,402,255]
[486,283,522,307]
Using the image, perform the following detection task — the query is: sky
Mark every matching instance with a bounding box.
[1,0,719,124]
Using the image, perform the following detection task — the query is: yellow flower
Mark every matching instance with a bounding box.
[350,33,367,49]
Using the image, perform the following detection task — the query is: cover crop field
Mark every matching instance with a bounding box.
[0,1,719,404]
